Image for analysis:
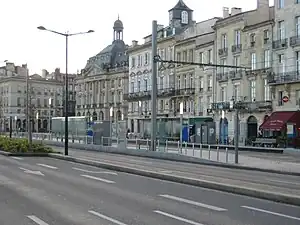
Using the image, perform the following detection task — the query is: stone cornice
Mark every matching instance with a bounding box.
[242,19,274,32]
[196,41,214,49]
[127,37,174,53]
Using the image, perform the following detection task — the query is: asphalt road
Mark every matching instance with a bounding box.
[0,155,300,225]
[53,147,300,197]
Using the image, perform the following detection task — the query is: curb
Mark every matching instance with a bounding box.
[49,153,300,206]
[0,150,60,157]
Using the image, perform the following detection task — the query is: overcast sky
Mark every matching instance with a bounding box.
[0,0,273,74]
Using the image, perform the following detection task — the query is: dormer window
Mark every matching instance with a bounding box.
[181,11,188,24]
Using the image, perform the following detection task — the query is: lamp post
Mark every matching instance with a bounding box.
[179,102,184,153]
[14,116,17,133]
[36,112,39,133]
[48,98,51,134]
[37,26,94,155]
[110,107,113,145]
[230,99,239,164]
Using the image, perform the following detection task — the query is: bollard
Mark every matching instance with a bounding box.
[192,143,195,156]
[217,146,219,161]
[225,147,228,163]
[208,145,211,160]
[165,140,168,152]
[185,142,187,155]
[200,144,203,158]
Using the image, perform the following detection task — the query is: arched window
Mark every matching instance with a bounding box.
[181,11,188,24]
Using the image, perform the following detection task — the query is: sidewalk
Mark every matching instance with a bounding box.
[30,135,300,174]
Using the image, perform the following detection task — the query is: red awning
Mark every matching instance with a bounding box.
[259,111,296,131]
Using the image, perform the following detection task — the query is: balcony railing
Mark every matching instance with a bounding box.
[229,70,243,80]
[157,87,175,97]
[174,87,195,96]
[216,73,228,82]
[268,71,300,85]
[231,44,242,53]
[218,48,228,57]
[290,36,300,47]
[123,91,151,101]
[272,38,288,49]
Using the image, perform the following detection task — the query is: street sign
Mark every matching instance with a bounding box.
[282,96,289,102]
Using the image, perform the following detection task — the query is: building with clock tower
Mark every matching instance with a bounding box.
[169,0,193,30]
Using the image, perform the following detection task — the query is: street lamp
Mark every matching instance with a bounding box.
[110,107,113,145]
[37,26,94,155]
[179,102,184,153]
[230,98,239,164]
[36,112,39,133]
[14,116,17,133]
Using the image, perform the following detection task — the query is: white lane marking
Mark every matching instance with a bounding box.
[88,210,127,225]
[27,215,49,225]
[37,164,58,170]
[11,157,23,160]
[81,174,115,183]
[159,194,227,211]
[154,210,205,225]
[72,167,117,175]
[266,179,300,186]
[19,167,44,176]
[241,206,300,221]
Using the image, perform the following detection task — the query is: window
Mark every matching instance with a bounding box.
[160,49,165,60]
[181,11,188,24]
[235,30,241,45]
[169,47,173,60]
[278,0,284,8]
[278,91,283,106]
[251,53,256,70]
[221,34,227,48]
[189,74,193,88]
[297,52,300,74]
[137,80,141,92]
[131,57,135,67]
[199,77,204,91]
[198,97,203,112]
[278,21,285,39]
[144,79,148,91]
[207,76,212,91]
[220,59,226,73]
[160,76,164,90]
[250,81,256,101]
[199,52,204,63]
[233,84,240,100]
[296,17,300,36]
[263,30,269,44]
[297,0,300,4]
[296,90,300,105]
[144,53,149,65]
[220,87,226,102]
[176,52,181,61]
[207,49,212,64]
[234,56,240,71]
[183,51,187,61]
[264,79,270,101]
[250,34,255,47]
[264,50,270,68]
[279,54,285,73]
[160,100,164,111]
[207,96,212,109]
[184,75,187,88]
[189,49,193,61]
[177,76,181,89]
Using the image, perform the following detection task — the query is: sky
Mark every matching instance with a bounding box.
[0,0,273,75]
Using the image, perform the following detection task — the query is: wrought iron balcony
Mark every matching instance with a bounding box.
[246,68,270,76]
[174,87,195,96]
[267,71,300,85]
[157,87,175,97]
[231,44,242,53]
[272,38,288,49]
[123,91,151,101]
[218,48,228,57]
[210,102,231,111]
[76,105,81,109]
[229,70,242,80]
[290,36,300,47]
[246,101,272,113]
[216,73,228,82]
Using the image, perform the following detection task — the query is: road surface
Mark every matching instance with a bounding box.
[0,155,299,225]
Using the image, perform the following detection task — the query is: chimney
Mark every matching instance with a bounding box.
[132,40,138,47]
[223,7,229,18]
[231,7,242,15]
[257,0,269,9]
